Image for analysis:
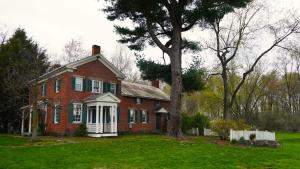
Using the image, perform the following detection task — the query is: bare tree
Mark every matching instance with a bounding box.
[62,38,89,63]
[110,44,140,82]
[206,2,300,119]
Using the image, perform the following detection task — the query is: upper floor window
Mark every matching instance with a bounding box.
[92,80,102,93]
[55,79,60,93]
[41,83,46,96]
[75,77,83,91]
[136,98,141,104]
[110,83,116,95]
[73,103,82,123]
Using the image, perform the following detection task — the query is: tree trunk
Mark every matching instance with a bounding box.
[167,27,183,137]
[222,68,231,119]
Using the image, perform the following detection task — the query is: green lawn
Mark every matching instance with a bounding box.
[0,133,300,169]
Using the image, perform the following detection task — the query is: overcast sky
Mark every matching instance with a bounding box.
[0,0,299,67]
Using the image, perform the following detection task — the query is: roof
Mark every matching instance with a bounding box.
[121,81,170,101]
[84,93,121,103]
[156,107,169,113]
[31,54,125,83]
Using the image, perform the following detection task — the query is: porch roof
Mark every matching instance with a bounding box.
[155,107,169,114]
[84,92,121,103]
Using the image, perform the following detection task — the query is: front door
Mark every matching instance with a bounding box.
[156,113,167,133]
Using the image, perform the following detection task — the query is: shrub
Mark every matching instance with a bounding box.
[210,119,250,140]
[250,134,256,141]
[74,123,87,137]
[230,139,238,144]
[181,113,193,134]
[240,136,245,141]
[192,113,210,135]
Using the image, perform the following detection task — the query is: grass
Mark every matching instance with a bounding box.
[0,133,300,169]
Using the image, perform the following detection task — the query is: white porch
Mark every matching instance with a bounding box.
[85,93,120,137]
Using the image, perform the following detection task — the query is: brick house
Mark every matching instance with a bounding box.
[20,45,170,137]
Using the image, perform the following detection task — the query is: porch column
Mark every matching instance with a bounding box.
[100,105,103,133]
[114,105,117,133]
[28,112,32,134]
[21,109,24,135]
[96,105,99,133]
[110,106,113,133]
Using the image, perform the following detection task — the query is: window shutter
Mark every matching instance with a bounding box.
[82,104,87,123]
[147,111,149,123]
[54,81,56,93]
[82,79,86,91]
[116,84,119,95]
[52,107,55,124]
[68,103,74,123]
[71,77,75,90]
[117,106,120,123]
[103,82,107,92]
[140,110,143,123]
[127,109,130,123]
[88,80,92,92]
[58,80,61,92]
[44,83,47,95]
[133,97,136,103]
[57,105,61,123]
[135,110,138,123]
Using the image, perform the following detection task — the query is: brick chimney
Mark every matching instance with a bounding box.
[151,80,160,88]
[92,45,101,55]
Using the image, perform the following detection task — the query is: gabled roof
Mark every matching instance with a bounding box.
[156,107,169,113]
[121,81,170,101]
[84,93,121,103]
[33,54,125,83]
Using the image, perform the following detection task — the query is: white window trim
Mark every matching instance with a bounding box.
[92,80,103,93]
[54,104,59,124]
[130,109,135,124]
[73,103,82,123]
[75,77,83,91]
[55,80,59,93]
[142,110,147,124]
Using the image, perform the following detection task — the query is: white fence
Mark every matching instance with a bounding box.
[204,128,219,136]
[230,129,276,141]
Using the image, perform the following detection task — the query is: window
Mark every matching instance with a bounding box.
[73,103,82,123]
[136,98,141,104]
[54,104,59,124]
[55,80,60,93]
[75,77,83,91]
[92,80,102,93]
[41,83,46,96]
[129,109,135,123]
[141,110,147,123]
[110,83,116,94]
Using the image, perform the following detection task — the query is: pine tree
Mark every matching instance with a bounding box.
[103,0,251,137]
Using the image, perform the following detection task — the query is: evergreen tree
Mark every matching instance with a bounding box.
[104,0,251,136]
[0,28,49,134]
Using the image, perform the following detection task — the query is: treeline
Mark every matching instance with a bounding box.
[183,54,300,131]
[0,29,49,132]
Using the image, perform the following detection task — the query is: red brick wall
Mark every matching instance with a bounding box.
[118,96,170,133]
[29,59,170,135]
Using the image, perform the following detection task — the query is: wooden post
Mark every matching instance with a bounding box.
[29,112,32,134]
[21,109,24,135]
[110,106,113,133]
[100,105,103,133]
[96,105,99,133]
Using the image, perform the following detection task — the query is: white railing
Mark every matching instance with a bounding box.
[204,128,219,136]
[104,123,112,133]
[87,123,96,133]
[230,129,276,141]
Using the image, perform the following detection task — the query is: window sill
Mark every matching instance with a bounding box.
[73,121,82,124]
